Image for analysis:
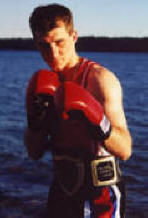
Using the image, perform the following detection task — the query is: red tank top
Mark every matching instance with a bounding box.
[53,58,110,157]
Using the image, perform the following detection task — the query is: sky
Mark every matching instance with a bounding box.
[0,0,148,38]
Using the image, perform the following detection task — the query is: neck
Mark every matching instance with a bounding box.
[62,54,82,80]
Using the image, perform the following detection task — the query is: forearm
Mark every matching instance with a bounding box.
[24,128,49,160]
[104,127,132,161]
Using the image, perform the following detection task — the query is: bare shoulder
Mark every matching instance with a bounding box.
[87,63,122,103]
[87,63,129,129]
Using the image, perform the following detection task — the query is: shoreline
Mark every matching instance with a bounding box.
[0,37,148,52]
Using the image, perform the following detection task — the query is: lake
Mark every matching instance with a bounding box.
[0,50,147,217]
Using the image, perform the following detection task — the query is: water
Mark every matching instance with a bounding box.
[0,50,147,217]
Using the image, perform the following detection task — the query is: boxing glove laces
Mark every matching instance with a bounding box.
[26,69,60,133]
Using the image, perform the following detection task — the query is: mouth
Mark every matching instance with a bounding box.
[50,58,65,68]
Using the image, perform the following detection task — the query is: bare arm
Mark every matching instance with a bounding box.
[88,66,132,161]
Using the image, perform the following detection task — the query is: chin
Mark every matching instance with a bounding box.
[49,63,64,72]
[51,67,63,73]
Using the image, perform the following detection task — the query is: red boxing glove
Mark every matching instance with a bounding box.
[26,69,60,133]
[55,81,111,141]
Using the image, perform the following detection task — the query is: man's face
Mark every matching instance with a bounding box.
[34,21,77,72]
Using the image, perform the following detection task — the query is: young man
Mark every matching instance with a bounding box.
[25,3,132,218]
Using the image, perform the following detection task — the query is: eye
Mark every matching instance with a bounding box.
[38,42,51,50]
[56,39,65,46]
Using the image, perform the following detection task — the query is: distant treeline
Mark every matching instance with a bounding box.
[0,37,148,52]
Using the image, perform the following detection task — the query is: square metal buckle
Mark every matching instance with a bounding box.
[91,156,118,187]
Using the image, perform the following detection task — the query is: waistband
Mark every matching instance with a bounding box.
[54,154,121,196]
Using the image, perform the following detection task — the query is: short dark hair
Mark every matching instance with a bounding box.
[29,3,74,37]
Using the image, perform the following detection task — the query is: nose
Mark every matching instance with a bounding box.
[50,43,59,59]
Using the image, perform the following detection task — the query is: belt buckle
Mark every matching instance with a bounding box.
[91,156,118,187]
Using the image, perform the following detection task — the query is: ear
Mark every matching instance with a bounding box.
[72,30,78,42]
